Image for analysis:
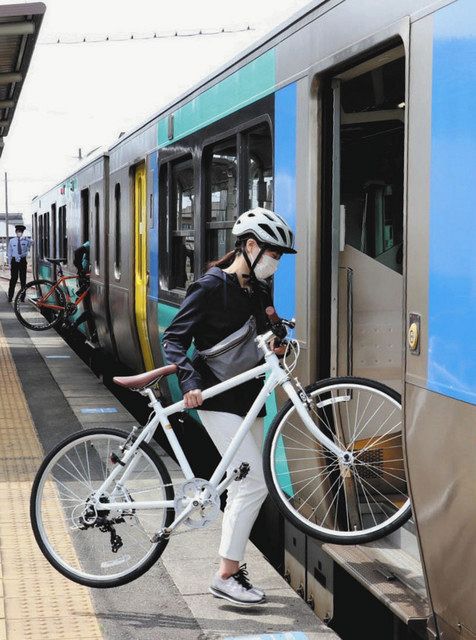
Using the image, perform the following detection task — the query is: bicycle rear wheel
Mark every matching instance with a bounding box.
[31,428,175,588]
[14,279,65,330]
[263,377,411,544]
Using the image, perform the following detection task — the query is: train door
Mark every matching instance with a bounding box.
[328,46,405,393]
[134,163,154,371]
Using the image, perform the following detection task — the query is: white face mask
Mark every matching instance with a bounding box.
[16,232,22,237]
[249,249,279,280]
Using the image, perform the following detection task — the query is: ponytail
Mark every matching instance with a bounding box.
[206,249,237,271]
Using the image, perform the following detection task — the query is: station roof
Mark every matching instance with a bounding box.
[0,2,45,157]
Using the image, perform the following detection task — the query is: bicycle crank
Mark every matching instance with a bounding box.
[174,478,220,530]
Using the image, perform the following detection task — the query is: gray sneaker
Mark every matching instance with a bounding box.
[209,564,265,606]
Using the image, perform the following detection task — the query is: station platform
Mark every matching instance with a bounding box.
[0,281,340,640]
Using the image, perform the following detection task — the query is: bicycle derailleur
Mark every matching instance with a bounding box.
[75,494,132,554]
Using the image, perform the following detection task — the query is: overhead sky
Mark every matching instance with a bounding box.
[0,0,310,221]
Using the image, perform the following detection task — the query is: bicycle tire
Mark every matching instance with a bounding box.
[263,376,412,545]
[31,428,175,588]
[14,279,66,331]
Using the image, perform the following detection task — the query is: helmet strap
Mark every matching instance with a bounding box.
[241,240,266,283]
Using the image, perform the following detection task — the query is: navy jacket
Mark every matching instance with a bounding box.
[162,267,272,416]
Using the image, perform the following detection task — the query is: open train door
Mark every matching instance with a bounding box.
[134,163,154,371]
[329,46,405,392]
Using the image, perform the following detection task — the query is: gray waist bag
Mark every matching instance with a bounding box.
[196,315,262,381]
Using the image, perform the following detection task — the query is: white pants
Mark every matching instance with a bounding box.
[197,410,268,562]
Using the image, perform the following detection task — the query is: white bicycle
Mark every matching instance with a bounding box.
[31,310,411,588]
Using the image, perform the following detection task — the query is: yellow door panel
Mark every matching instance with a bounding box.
[134,164,154,371]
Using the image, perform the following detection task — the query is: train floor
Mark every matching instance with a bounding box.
[0,280,339,640]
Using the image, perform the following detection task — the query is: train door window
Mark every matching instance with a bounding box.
[81,189,89,243]
[247,123,273,210]
[339,54,404,273]
[206,138,237,262]
[170,158,194,290]
[58,205,67,262]
[51,204,57,258]
[94,193,100,274]
[114,183,121,279]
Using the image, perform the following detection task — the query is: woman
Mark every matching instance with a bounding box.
[162,207,296,606]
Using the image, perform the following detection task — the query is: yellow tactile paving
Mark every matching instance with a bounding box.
[0,323,103,639]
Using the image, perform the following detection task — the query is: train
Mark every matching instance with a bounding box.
[31,1,476,638]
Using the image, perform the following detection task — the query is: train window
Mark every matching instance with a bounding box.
[247,123,273,210]
[81,189,89,243]
[51,204,57,258]
[38,215,44,258]
[58,205,67,263]
[33,212,38,261]
[206,138,237,262]
[43,211,50,258]
[114,183,121,279]
[170,159,194,290]
[94,193,100,274]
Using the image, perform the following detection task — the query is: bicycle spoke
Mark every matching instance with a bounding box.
[268,379,411,542]
[33,431,173,585]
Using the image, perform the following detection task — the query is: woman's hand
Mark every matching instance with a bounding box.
[183,389,203,409]
[269,337,287,357]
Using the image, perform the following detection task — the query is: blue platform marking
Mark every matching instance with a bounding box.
[428,0,476,404]
[80,407,118,414]
[45,355,70,359]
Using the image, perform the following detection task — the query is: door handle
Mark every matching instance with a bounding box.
[346,267,353,376]
[146,270,150,287]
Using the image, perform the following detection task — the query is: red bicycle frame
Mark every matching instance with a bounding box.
[37,273,90,310]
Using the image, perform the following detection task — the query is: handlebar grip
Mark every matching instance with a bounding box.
[265,306,288,340]
[265,306,280,324]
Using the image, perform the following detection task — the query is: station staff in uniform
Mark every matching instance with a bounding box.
[7,224,32,302]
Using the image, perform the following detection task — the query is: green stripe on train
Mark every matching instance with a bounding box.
[157,49,275,147]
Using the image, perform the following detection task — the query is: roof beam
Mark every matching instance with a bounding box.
[0,72,22,84]
[0,22,35,36]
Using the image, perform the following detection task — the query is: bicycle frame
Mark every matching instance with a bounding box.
[99,330,344,515]
[36,273,89,310]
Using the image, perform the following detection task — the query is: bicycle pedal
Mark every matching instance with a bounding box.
[151,528,170,544]
[235,462,250,481]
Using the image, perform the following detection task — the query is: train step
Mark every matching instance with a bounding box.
[323,539,430,635]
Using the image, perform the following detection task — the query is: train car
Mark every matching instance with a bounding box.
[33,0,476,638]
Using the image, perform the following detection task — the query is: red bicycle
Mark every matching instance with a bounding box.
[14,258,90,331]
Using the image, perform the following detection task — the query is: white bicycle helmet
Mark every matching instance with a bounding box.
[232,207,297,254]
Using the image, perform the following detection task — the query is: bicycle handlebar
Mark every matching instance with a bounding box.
[265,306,295,341]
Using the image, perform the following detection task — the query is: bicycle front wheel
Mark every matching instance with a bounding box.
[14,279,65,330]
[263,377,411,544]
[31,428,175,588]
